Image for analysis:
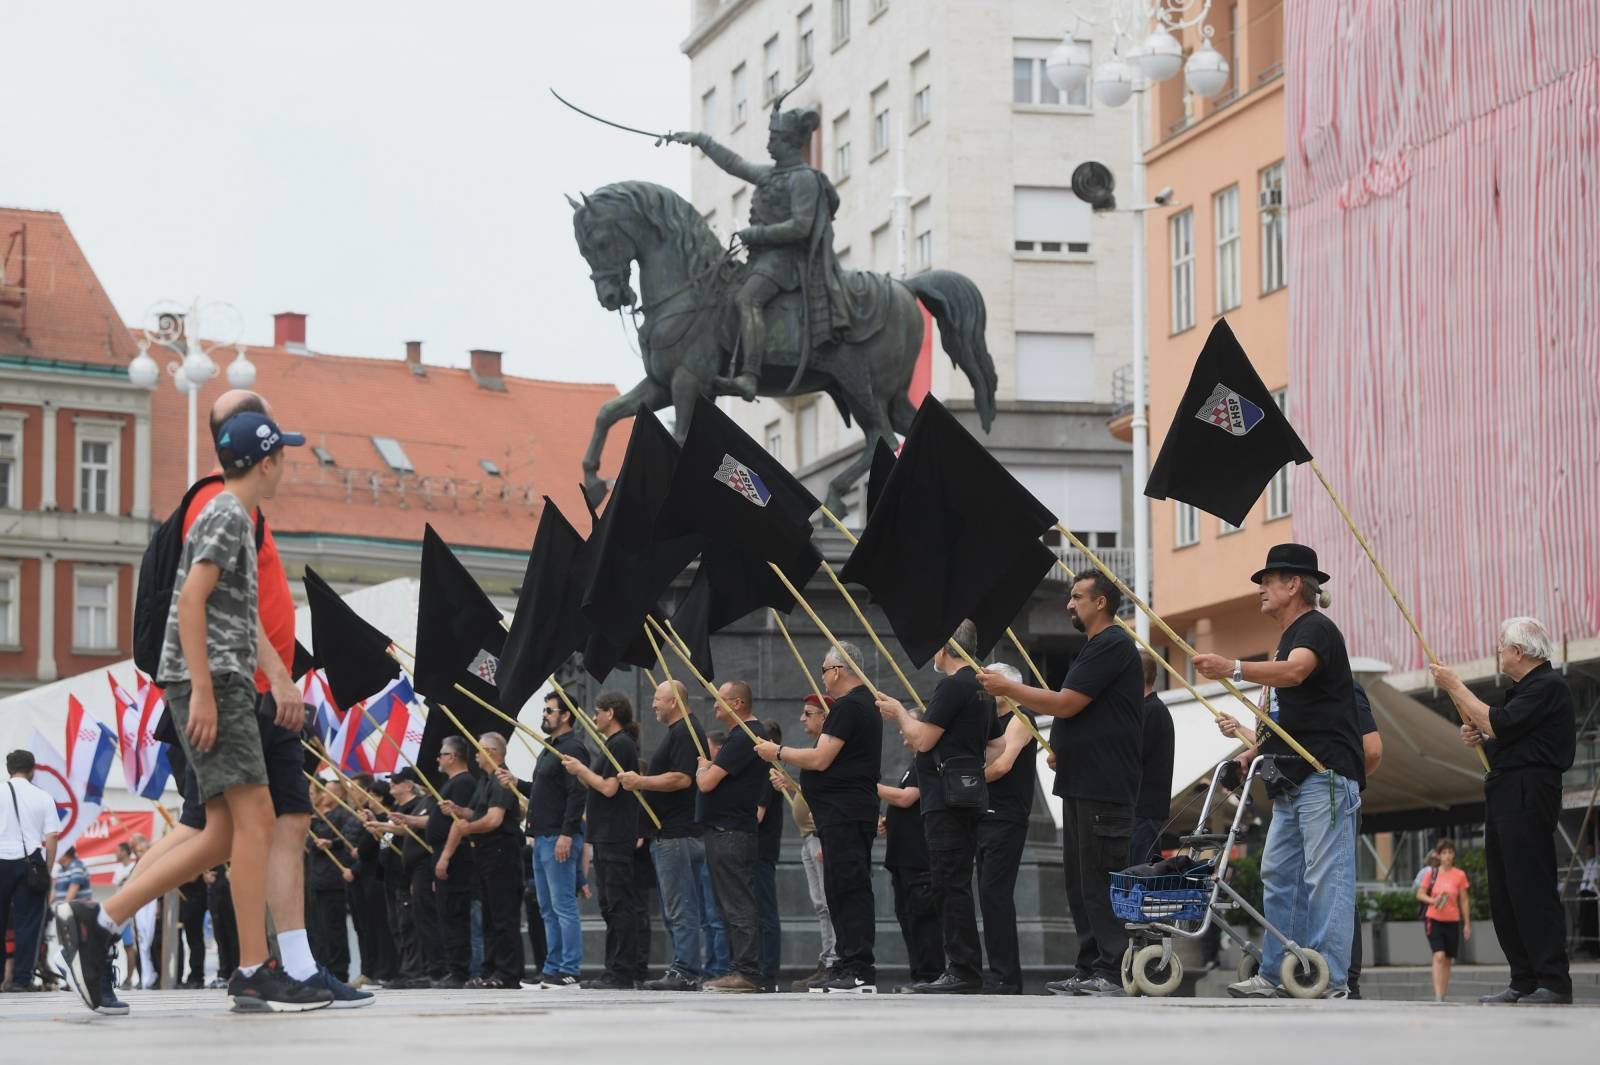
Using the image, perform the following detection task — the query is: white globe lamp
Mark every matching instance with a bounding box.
[1045,34,1093,94]
[1138,28,1185,82]
[1093,58,1135,108]
[225,345,257,389]
[127,344,161,390]
[1184,38,1231,98]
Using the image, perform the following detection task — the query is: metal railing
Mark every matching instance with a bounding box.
[1110,362,1145,418]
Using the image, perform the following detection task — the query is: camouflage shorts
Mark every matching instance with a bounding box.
[165,672,269,803]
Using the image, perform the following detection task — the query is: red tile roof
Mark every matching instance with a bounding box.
[0,208,139,367]
[149,343,630,552]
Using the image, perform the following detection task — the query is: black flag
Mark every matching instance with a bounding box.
[865,438,897,518]
[840,398,1056,665]
[499,500,588,713]
[413,525,508,772]
[1145,318,1312,527]
[303,567,400,712]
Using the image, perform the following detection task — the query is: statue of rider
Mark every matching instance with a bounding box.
[668,97,853,400]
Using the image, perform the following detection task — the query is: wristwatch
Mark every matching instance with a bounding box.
[1231,660,1244,684]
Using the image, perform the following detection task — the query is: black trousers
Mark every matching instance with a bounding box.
[472,840,526,984]
[703,827,762,981]
[177,875,208,984]
[632,843,655,979]
[409,865,444,979]
[594,843,645,982]
[890,866,945,983]
[387,882,423,980]
[976,817,1029,992]
[923,808,982,982]
[1348,814,1364,996]
[1061,797,1132,980]
[308,889,350,982]
[1485,769,1571,996]
[435,882,473,981]
[523,881,547,974]
[207,874,239,979]
[346,879,372,979]
[817,819,877,981]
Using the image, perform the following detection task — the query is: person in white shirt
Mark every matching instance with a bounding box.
[2,750,62,991]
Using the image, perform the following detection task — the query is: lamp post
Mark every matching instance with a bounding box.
[1048,1,1229,639]
[127,300,256,484]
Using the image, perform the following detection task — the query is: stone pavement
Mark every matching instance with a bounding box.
[3,988,1597,1064]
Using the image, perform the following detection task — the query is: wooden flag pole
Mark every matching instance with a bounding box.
[304,815,354,878]
[545,675,663,830]
[1055,524,1325,772]
[302,784,361,850]
[351,699,453,811]
[770,608,829,710]
[301,745,436,851]
[431,700,529,812]
[1309,460,1490,772]
[766,562,881,700]
[449,682,563,759]
[814,559,927,712]
[642,620,709,760]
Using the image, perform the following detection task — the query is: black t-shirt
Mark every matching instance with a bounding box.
[913,667,994,814]
[1259,610,1365,786]
[756,781,783,862]
[1136,692,1176,819]
[1486,661,1577,779]
[1051,625,1143,805]
[306,811,353,891]
[527,730,587,837]
[586,731,640,846]
[469,772,522,844]
[427,771,479,882]
[800,684,883,828]
[696,719,767,833]
[882,766,929,871]
[647,716,708,838]
[983,707,1037,823]
[398,795,432,872]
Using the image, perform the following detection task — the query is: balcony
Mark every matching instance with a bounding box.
[1107,362,1144,443]
[1044,544,1145,618]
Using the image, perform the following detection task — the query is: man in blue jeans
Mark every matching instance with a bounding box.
[619,680,709,991]
[510,695,587,988]
[1196,543,1365,999]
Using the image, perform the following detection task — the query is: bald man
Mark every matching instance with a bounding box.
[438,734,525,989]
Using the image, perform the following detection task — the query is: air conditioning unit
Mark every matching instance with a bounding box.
[1258,187,1284,211]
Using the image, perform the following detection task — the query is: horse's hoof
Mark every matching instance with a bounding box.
[823,490,848,521]
[582,476,610,510]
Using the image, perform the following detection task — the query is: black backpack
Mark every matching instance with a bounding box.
[132,475,265,676]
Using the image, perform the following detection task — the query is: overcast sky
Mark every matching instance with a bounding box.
[4,1,691,391]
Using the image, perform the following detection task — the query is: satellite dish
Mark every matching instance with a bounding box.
[1072,162,1117,211]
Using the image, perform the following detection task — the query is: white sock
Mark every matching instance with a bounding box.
[278,929,318,981]
[237,963,261,978]
[95,906,122,934]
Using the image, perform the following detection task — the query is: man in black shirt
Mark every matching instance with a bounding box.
[425,736,478,987]
[437,733,524,988]
[877,619,993,994]
[1130,651,1175,866]
[305,783,356,982]
[754,720,785,991]
[619,680,710,991]
[977,663,1036,995]
[695,680,769,993]
[879,755,942,991]
[366,768,433,988]
[563,691,643,990]
[1196,543,1363,999]
[758,641,883,993]
[981,572,1142,997]
[1432,615,1577,1005]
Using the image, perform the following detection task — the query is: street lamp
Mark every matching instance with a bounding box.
[1050,1,1229,640]
[127,300,254,484]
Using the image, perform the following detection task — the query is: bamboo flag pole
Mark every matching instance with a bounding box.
[642,620,709,760]
[1308,460,1491,773]
[305,814,354,877]
[450,683,563,759]
[1055,524,1325,772]
[767,562,881,700]
[770,608,829,710]
[432,701,529,812]
[545,675,662,830]
[815,559,927,712]
[351,699,452,811]
[301,746,435,851]
[151,803,177,830]
[304,791,360,851]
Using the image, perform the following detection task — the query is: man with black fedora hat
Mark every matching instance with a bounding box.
[1195,543,1364,999]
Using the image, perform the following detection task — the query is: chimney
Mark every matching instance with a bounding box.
[274,312,308,353]
[405,340,425,377]
[469,348,505,391]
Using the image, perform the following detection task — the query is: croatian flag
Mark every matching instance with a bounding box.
[65,696,118,808]
[328,698,375,774]
[109,673,143,793]
[370,690,423,777]
[304,669,344,749]
[132,674,172,799]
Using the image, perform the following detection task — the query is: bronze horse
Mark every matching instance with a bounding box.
[570,181,997,515]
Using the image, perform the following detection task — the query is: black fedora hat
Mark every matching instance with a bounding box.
[1250,543,1330,585]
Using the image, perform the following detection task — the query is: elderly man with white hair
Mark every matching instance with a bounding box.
[1431,616,1577,1006]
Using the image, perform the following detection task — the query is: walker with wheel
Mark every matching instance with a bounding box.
[1110,755,1331,998]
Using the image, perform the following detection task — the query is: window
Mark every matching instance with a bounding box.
[75,419,122,515]
[0,426,17,509]
[910,52,931,127]
[1174,501,1200,547]
[372,436,414,473]
[797,402,820,466]
[73,569,116,651]
[764,420,783,459]
[1169,209,1195,332]
[797,7,814,71]
[1015,332,1094,402]
[1013,186,1092,254]
[832,112,852,179]
[1267,389,1291,519]
[1010,466,1121,543]
[0,566,17,647]
[763,36,781,101]
[1260,161,1285,293]
[731,63,748,127]
[700,87,718,136]
[732,187,747,225]
[1220,514,1244,535]
[1214,185,1241,313]
[480,459,502,477]
[312,445,336,467]
[1013,40,1090,107]
[871,83,890,156]
[870,222,892,273]
[912,198,932,271]
[832,0,851,47]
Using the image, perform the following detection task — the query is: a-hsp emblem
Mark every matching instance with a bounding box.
[1194,383,1265,437]
[714,454,772,507]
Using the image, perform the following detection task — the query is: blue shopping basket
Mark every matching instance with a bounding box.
[1109,865,1215,923]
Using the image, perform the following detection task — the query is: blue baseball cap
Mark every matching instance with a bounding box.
[215,411,305,471]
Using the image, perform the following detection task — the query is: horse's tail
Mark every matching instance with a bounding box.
[905,270,998,431]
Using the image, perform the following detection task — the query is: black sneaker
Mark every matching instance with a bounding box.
[432,975,466,989]
[540,973,580,990]
[50,944,129,1016]
[54,900,114,1013]
[1046,975,1085,996]
[309,966,375,1008]
[820,972,877,994]
[1073,975,1126,997]
[909,972,983,994]
[642,968,700,992]
[581,974,634,990]
[227,959,335,1013]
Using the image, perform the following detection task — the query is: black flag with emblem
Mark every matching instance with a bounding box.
[498,500,588,713]
[1145,318,1312,527]
[303,566,401,712]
